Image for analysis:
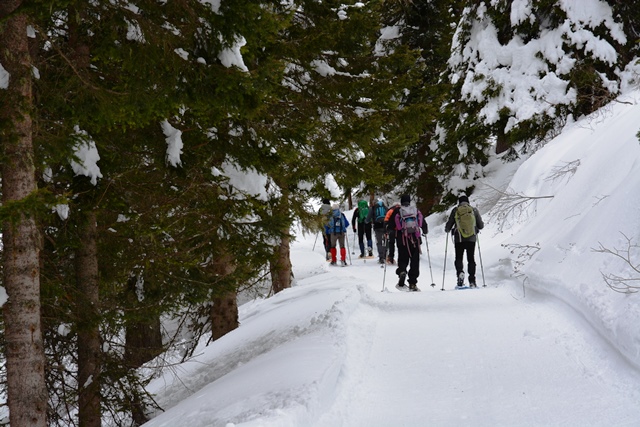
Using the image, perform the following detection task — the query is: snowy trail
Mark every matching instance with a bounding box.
[311,259,640,427]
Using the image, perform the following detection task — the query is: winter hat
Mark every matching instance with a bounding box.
[400,194,411,206]
[458,195,469,204]
[322,198,330,205]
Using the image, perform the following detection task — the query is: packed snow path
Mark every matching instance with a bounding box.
[312,260,640,427]
[144,240,640,427]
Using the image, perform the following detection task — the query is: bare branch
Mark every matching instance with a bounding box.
[545,159,580,183]
[481,182,553,233]
[592,233,640,294]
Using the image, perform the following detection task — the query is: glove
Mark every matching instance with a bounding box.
[353,228,356,233]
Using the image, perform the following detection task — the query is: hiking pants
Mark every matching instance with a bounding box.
[387,229,397,261]
[323,232,331,257]
[396,236,421,285]
[356,222,373,255]
[374,227,386,261]
[455,241,476,282]
[330,233,347,262]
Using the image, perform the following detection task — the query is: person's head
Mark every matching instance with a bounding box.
[331,203,339,210]
[400,194,411,206]
[322,198,330,205]
[458,195,469,204]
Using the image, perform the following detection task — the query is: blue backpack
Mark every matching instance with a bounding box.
[374,202,386,224]
[331,209,344,234]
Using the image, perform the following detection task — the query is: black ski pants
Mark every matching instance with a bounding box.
[323,231,331,254]
[387,229,397,260]
[454,241,477,282]
[396,235,421,285]
[356,222,373,255]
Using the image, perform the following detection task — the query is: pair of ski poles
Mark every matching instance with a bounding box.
[382,231,485,291]
[441,233,486,290]
[382,232,437,291]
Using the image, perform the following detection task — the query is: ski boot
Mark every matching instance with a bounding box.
[456,272,465,288]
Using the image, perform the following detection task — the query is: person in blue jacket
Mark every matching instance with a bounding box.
[326,204,350,266]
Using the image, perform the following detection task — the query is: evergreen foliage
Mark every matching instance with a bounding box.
[0,0,639,424]
[433,0,639,206]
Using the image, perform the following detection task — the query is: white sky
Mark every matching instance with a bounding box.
[140,89,640,427]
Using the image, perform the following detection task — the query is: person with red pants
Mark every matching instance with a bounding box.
[326,204,350,266]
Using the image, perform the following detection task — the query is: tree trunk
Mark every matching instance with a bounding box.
[0,5,48,427]
[210,293,239,341]
[124,276,163,369]
[75,211,101,427]
[270,232,293,294]
[123,276,162,425]
[416,170,442,216]
[495,131,510,155]
[210,253,238,341]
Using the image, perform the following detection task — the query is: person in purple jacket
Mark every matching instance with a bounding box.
[389,194,428,291]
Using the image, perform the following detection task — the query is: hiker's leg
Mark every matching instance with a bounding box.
[465,241,476,282]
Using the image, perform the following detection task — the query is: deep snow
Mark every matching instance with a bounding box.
[141,90,640,427]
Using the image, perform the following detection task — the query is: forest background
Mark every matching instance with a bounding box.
[0,1,638,426]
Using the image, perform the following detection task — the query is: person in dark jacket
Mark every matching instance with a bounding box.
[383,202,400,264]
[444,195,484,288]
[319,198,332,260]
[367,199,389,264]
[352,199,373,258]
[388,194,428,291]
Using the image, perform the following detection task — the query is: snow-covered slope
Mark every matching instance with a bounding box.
[142,90,640,427]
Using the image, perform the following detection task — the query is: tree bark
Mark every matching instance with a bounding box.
[75,211,101,427]
[270,232,293,294]
[0,4,48,427]
[210,253,238,340]
[210,293,239,341]
[124,276,163,369]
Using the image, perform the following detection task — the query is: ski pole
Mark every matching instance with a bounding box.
[345,232,352,265]
[313,232,319,251]
[477,234,486,287]
[441,233,449,291]
[382,234,388,292]
[424,234,436,288]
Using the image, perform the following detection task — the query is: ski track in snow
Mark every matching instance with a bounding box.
[306,244,640,427]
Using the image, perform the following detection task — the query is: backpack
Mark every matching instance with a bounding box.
[357,200,369,223]
[455,204,476,238]
[331,208,344,234]
[399,205,418,236]
[374,203,386,224]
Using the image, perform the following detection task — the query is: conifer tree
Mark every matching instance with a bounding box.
[0,3,48,425]
[21,0,287,424]
[435,0,636,204]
